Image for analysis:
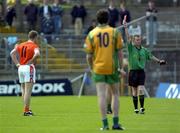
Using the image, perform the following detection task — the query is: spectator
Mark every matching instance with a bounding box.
[39,0,52,33]
[41,13,54,44]
[52,0,63,35]
[119,2,131,43]
[173,0,177,7]
[108,0,119,27]
[0,3,3,19]
[24,0,39,32]
[102,0,107,4]
[128,23,142,37]
[60,0,70,4]
[5,3,16,27]
[137,0,142,4]
[146,0,158,46]
[71,3,87,35]
[85,19,96,34]
[0,3,5,26]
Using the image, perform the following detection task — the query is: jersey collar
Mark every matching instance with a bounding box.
[97,24,109,28]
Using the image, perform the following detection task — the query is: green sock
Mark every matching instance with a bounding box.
[102,118,108,128]
[113,117,119,126]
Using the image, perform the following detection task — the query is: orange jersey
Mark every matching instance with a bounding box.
[16,41,39,65]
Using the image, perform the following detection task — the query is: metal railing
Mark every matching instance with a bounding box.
[0,12,180,96]
[0,34,87,73]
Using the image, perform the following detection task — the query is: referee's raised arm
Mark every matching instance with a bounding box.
[122,15,131,43]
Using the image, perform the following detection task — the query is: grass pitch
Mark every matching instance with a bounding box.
[0,96,180,133]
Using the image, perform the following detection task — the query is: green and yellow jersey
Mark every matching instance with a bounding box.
[84,25,123,74]
[127,42,153,70]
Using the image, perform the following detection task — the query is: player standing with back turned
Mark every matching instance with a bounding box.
[10,30,40,116]
[84,9,124,130]
[123,16,166,114]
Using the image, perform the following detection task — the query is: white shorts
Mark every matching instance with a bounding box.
[18,64,36,83]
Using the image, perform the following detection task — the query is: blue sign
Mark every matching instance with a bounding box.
[156,83,180,99]
[0,79,73,96]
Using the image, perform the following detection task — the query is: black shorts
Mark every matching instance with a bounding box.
[128,70,145,87]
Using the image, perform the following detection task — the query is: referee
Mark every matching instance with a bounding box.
[123,16,166,114]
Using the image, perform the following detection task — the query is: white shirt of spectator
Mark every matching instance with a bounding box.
[43,5,49,17]
[128,25,141,36]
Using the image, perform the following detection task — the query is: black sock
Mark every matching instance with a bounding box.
[132,96,138,109]
[139,95,145,108]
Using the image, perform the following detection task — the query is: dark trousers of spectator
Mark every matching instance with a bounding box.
[45,34,52,44]
[53,16,62,35]
[27,20,37,32]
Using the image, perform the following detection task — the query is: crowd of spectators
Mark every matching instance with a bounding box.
[0,0,177,45]
[0,0,63,33]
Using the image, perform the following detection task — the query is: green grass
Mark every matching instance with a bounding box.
[0,96,180,133]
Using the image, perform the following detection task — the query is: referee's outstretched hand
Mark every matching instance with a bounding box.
[159,60,167,65]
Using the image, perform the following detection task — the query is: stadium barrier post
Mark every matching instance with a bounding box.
[144,88,150,98]
[78,72,87,98]
[70,73,87,97]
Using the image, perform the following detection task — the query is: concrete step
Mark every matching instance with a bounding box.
[0,26,16,33]
[41,63,88,69]
[40,52,66,58]
[52,44,83,48]
[37,58,74,64]
[0,59,6,64]
[56,50,86,58]
[47,68,87,73]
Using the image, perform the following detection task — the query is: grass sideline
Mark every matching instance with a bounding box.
[0,96,180,133]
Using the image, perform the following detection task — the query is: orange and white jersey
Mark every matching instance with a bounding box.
[15,40,39,83]
[15,40,39,65]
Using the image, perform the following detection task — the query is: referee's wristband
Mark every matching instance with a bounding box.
[16,63,20,67]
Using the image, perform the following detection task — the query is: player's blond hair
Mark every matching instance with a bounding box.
[28,30,38,40]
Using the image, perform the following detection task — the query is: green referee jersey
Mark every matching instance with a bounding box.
[127,42,153,70]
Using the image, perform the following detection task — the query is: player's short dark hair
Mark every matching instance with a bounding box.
[96,9,109,24]
[28,30,38,40]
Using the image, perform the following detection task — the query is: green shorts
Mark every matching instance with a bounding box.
[92,72,120,84]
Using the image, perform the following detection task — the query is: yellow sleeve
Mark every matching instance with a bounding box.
[115,29,123,49]
[84,33,94,54]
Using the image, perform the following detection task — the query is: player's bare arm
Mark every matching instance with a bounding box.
[10,48,20,67]
[86,53,93,72]
[27,48,40,65]
[123,15,131,42]
[118,50,126,76]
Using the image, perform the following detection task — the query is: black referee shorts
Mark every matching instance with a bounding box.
[128,69,145,87]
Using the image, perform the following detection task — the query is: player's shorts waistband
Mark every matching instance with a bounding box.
[20,64,35,67]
